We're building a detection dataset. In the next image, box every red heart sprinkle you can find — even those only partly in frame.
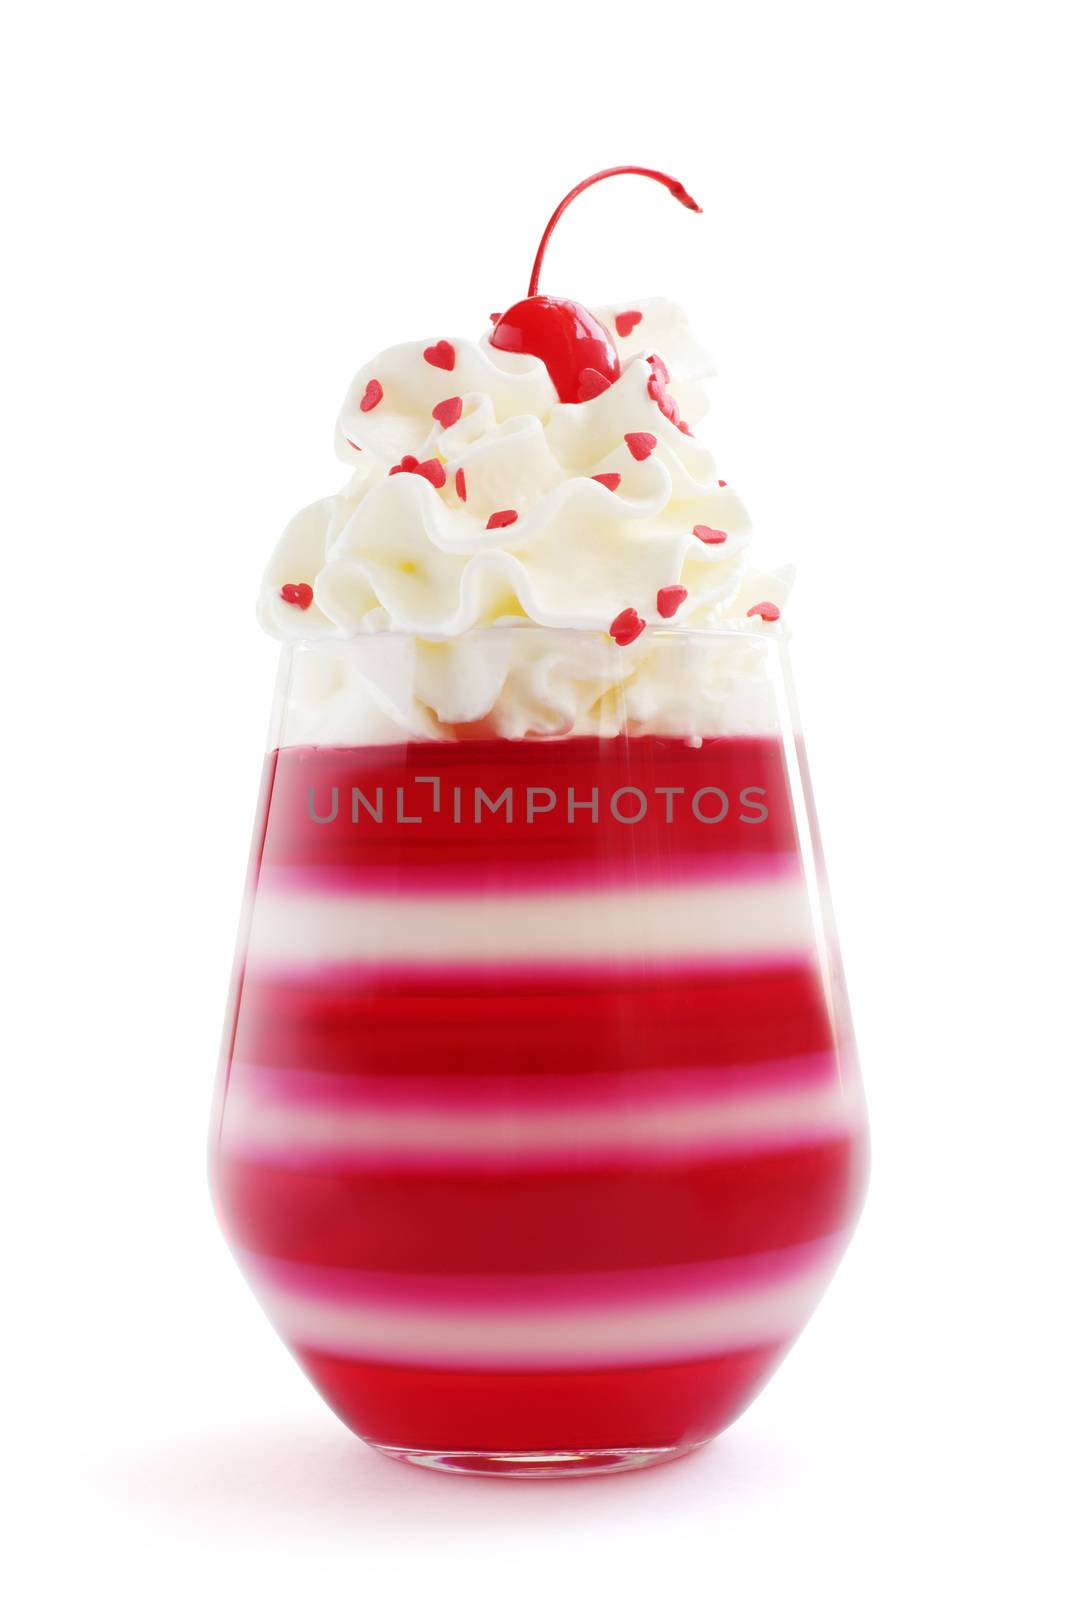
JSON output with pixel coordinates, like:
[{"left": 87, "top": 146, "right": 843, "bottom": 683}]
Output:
[
  {"left": 344, "top": 438, "right": 362, "bottom": 451},
  {"left": 424, "top": 340, "right": 456, "bottom": 371},
  {"left": 647, "top": 370, "right": 681, "bottom": 426},
  {"left": 360, "top": 379, "right": 383, "bottom": 412},
  {"left": 657, "top": 585, "right": 688, "bottom": 618},
  {"left": 693, "top": 525, "right": 728, "bottom": 544},
  {"left": 417, "top": 458, "right": 446, "bottom": 488},
  {"left": 432, "top": 396, "right": 463, "bottom": 428},
  {"left": 648, "top": 353, "right": 671, "bottom": 386},
  {"left": 625, "top": 432, "right": 657, "bottom": 461},
  {"left": 390, "top": 455, "right": 445, "bottom": 488},
  {"left": 486, "top": 509, "right": 518, "bottom": 530},
  {"left": 747, "top": 601, "right": 781, "bottom": 622},
  {"left": 615, "top": 310, "right": 643, "bottom": 338},
  {"left": 455, "top": 468, "right": 467, "bottom": 502},
  {"left": 609, "top": 608, "right": 646, "bottom": 646},
  {"left": 718, "top": 479, "right": 727, "bottom": 487},
  {"left": 280, "top": 582, "right": 314, "bottom": 610},
  {"left": 577, "top": 367, "right": 613, "bottom": 401},
  {"left": 591, "top": 472, "right": 621, "bottom": 491}
]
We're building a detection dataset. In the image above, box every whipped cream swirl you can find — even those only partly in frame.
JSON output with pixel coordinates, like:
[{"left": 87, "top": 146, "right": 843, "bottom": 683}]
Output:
[{"left": 259, "top": 299, "right": 790, "bottom": 740}]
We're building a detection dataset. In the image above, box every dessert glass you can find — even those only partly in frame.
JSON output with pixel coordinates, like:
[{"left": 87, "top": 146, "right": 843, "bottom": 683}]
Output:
[{"left": 210, "top": 625, "right": 867, "bottom": 1477}]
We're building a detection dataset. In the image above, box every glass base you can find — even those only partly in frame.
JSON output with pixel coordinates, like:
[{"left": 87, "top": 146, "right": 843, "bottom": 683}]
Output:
[{"left": 372, "top": 1442, "right": 705, "bottom": 1478}]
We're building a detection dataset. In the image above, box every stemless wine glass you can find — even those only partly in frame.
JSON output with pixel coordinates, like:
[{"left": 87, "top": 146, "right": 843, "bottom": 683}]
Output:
[{"left": 210, "top": 626, "right": 867, "bottom": 1478}]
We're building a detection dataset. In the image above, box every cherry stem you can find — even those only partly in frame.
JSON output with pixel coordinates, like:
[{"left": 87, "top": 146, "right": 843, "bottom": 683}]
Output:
[{"left": 527, "top": 167, "right": 702, "bottom": 298}]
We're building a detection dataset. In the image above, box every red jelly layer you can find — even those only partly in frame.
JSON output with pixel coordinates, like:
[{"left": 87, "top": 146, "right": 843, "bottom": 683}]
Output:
[
  {"left": 296, "top": 1344, "right": 789, "bottom": 1454},
  {"left": 256, "top": 735, "right": 803, "bottom": 872},
  {"left": 214, "top": 1137, "right": 864, "bottom": 1274},
  {"left": 232, "top": 963, "right": 835, "bottom": 1078}
]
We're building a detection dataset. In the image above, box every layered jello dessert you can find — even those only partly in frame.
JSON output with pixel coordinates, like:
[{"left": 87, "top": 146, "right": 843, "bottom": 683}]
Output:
[{"left": 210, "top": 168, "right": 867, "bottom": 1477}]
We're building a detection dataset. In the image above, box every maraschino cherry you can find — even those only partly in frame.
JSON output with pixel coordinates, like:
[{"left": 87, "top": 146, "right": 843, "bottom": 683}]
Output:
[{"left": 490, "top": 166, "right": 701, "bottom": 404}]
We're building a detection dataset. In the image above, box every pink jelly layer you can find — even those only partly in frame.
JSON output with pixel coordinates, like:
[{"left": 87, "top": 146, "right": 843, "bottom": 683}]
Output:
[
  {"left": 212, "top": 734, "right": 864, "bottom": 1455},
  {"left": 219, "top": 1053, "right": 860, "bottom": 1171},
  {"left": 239, "top": 1235, "right": 844, "bottom": 1371}
]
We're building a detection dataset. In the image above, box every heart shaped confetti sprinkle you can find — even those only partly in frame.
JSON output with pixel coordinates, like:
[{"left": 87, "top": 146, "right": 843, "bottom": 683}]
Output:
[
  {"left": 432, "top": 396, "right": 463, "bottom": 428},
  {"left": 625, "top": 431, "right": 657, "bottom": 461},
  {"left": 417, "top": 459, "right": 446, "bottom": 488},
  {"left": 389, "top": 455, "right": 446, "bottom": 488},
  {"left": 591, "top": 472, "right": 621, "bottom": 491},
  {"left": 615, "top": 310, "right": 643, "bottom": 338},
  {"left": 280, "top": 582, "right": 314, "bottom": 610},
  {"left": 609, "top": 607, "right": 646, "bottom": 646},
  {"left": 747, "top": 601, "right": 781, "bottom": 622},
  {"left": 647, "top": 370, "right": 682, "bottom": 427},
  {"left": 692, "top": 525, "right": 728, "bottom": 544},
  {"left": 486, "top": 509, "right": 518, "bottom": 530},
  {"left": 656, "top": 585, "right": 688, "bottom": 618},
  {"left": 423, "top": 340, "right": 456, "bottom": 371},
  {"left": 360, "top": 379, "right": 383, "bottom": 412},
  {"left": 455, "top": 468, "right": 467, "bottom": 502},
  {"left": 647, "top": 353, "right": 671, "bottom": 386},
  {"left": 577, "top": 367, "right": 613, "bottom": 401}
]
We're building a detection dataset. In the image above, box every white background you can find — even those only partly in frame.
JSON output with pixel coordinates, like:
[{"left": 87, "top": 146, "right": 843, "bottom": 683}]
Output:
[{"left": 3, "top": 1, "right": 1065, "bottom": 1595}]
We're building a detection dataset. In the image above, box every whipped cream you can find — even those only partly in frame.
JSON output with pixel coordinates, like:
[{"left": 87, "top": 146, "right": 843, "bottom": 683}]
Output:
[{"left": 259, "top": 298, "right": 791, "bottom": 741}]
